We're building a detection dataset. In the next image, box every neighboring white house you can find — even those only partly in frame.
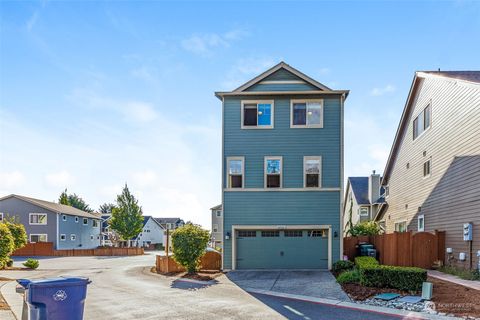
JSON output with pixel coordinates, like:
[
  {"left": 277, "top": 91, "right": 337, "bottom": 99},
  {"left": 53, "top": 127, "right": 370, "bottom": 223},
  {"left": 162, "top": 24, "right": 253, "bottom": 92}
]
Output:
[
  {"left": 135, "top": 216, "right": 166, "bottom": 248},
  {"left": 210, "top": 204, "right": 223, "bottom": 249}
]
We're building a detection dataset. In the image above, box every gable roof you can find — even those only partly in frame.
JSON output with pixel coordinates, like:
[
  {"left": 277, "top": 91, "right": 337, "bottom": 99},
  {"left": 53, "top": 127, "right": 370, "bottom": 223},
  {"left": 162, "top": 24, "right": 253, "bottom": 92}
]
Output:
[
  {"left": 153, "top": 217, "right": 183, "bottom": 225},
  {"left": 348, "top": 177, "right": 370, "bottom": 205},
  {"left": 0, "top": 194, "right": 99, "bottom": 219},
  {"left": 215, "top": 61, "right": 349, "bottom": 99},
  {"left": 210, "top": 204, "right": 222, "bottom": 210},
  {"left": 381, "top": 71, "right": 480, "bottom": 185}
]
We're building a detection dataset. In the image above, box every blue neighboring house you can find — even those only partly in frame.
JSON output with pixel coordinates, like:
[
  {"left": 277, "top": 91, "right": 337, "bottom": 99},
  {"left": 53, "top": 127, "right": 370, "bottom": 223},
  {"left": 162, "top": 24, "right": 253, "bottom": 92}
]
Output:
[
  {"left": 0, "top": 194, "right": 101, "bottom": 250},
  {"left": 215, "top": 62, "right": 349, "bottom": 270}
]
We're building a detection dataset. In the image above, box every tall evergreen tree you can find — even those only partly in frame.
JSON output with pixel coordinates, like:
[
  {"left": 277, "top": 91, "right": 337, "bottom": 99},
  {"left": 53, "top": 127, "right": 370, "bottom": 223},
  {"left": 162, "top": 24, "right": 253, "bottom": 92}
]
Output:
[
  {"left": 109, "top": 184, "right": 143, "bottom": 246},
  {"left": 59, "top": 189, "right": 69, "bottom": 205},
  {"left": 58, "top": 189, "right": 93, "bottom": 212},
  {"left": 99, "top": 203, "right": 116, "bottom": 214}
]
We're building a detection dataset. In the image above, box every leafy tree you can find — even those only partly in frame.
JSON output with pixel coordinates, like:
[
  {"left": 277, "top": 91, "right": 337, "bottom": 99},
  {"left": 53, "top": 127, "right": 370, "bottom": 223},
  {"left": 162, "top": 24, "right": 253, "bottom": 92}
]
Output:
[
  {"left": 0, "top": 223, "right": 15, "bottom": 269},
  {"left": 99, "top": 203, "right": 116, "bottom": 214},
  {"left": 349, "top": 221, "right": 381, "bottom": 237},
  {"left": 171, "top": 224, "right": 210, "bottom": 274},
  {"left": 4, "top": 217, "right": 27, "bottom": 250},
  {"left": 58, "top": 189, "right": 93, "bottom": 212},
  {"left": 109, "top": 184, "right": 143, "bottom": 246}
]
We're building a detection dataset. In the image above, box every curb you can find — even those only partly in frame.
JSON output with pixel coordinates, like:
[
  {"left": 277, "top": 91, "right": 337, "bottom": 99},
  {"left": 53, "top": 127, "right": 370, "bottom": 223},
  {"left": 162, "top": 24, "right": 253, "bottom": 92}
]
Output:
[
  {"left": 174, "top": 278, "right": 217, "bottom": 285},
  {"left": 0, "top": 281, "right": 20, "bottom": 320},
  {"left": 244, "top": 288, "right": 461, "bottom": 320}
]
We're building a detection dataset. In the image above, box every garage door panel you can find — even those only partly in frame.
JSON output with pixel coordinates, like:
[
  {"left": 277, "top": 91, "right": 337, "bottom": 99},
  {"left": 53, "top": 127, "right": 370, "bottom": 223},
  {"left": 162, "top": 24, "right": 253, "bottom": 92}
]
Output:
[{"left": 236, "top": 229, "right": 328, "bottom": 269}]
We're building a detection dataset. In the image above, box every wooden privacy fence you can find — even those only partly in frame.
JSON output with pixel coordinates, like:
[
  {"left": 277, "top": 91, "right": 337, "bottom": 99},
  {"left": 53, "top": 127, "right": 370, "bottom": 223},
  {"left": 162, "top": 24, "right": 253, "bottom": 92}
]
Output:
[
  {"left": 343, "top": 231, "right": 445, "bottom": 269},
  {"left": 12, "top": 242, "right": 144, "bottom": 257},
  {"left": 156, "top": 251, "right": 222, "bottom": 273}
]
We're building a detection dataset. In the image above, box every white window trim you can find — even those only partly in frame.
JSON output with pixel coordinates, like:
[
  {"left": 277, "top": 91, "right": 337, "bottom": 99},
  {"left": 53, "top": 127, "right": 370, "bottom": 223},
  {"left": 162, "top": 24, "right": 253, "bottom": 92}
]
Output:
[
  {"left": 226, "top": 156, "right": 245, "bottom": 189},
  {"left": 83, "top": 217, "right": 88, "bottom": 225},
  {"left": 384, "top": 185, "right": 390, "bottom": 198},
  {"left": 303, "top": 156, "right": 322, "bottom": 188},
  {"left": 29, "top": 234, "right": 48, "bottom": 243},
  {"left": 29, "top": 213, "right": 48, "bottom": 225},
  {"left": 60, "top": 234, "right": 66, "bottom": 241},
  {"left": 62, "top": 215, "right": 67, "bottom": 221},
  {"left": 0, "top": 212, "right": 3, "bottom": 222},
  {"left": 240, "top": 100, "right": 274, "bottom": 129},
  {"left": 93, "top": 220, "right": 99, "bottom": 227},
  {"left": 75, "top": 216, "right": 79, "bottom": 223},
  {"left": 418, "top": 214, "right": 425, "bottom": 232},
  {"left": 413, "top": 102, "right": 432, "bottom": 141},
  {"left": 70, "top": 234, "right": 76, "bottom": 241},
  {"left": 264, "top": 156, "right": 283, "bottom": 188},
  {"left": 90, "top": 235, "right": 94, "bottom": 241},
  {"left": 290, "top": 99, "right": 324, "bottom": 128},
  {"left": 395, "top": 221, "right": 407, "bottom": 232},
  {"left": 359, "top": 207, "right": 369, "bottom": 217}
]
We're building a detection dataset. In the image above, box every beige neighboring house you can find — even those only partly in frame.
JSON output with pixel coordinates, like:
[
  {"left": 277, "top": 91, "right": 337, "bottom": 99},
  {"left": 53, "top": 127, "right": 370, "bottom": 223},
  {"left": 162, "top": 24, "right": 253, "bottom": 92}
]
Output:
[
  {"left": 375, "top": 71, "right": 480, "bottom": 268},
  {"left": 210, "top": 204, "right": 222, "bottom": 249},
  {"left": 343, "top": 171, "right": 385, "bottom": 236}
]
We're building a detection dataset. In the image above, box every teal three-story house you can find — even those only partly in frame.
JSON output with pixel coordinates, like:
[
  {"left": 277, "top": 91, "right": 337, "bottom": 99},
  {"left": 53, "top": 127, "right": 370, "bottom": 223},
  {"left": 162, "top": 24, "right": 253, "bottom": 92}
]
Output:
[{"left": 215, "top": 62, "right": 348, "bottom": 270}]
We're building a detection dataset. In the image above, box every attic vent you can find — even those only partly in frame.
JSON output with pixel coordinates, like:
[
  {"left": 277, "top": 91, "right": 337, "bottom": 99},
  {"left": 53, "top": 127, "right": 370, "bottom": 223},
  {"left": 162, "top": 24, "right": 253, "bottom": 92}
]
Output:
[{"left": 423, "top": 151, "right": 427, "bottom": 157}]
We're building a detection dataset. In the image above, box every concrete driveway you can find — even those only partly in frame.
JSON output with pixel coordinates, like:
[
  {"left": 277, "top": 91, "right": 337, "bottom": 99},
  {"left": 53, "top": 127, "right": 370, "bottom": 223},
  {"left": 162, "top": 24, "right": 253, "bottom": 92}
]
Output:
[{"left": 227, "top": 270, "right": 350, "bottom": 301}]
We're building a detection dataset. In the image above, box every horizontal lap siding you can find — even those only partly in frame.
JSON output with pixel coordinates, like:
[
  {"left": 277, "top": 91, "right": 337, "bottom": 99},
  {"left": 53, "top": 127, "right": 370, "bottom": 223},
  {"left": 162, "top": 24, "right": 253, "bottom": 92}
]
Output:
[
  {"left": 384, "top": 76, "right": 480, "bottom": 267},
  {"left": 223, "top": 191, "right": 341, "bottom": 269},
  {"left": 224, "top": 96, "right": 341, "bottom": 188}
]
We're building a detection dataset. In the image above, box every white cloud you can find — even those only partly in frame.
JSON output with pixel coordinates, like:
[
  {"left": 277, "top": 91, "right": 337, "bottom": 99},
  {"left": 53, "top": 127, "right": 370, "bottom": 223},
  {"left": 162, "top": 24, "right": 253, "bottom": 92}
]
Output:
[
  {"left": 26, "top": 11, "right": 39, "bottom": 32},
  {"left": 0, "top": 171, "right": 26, "bottom": 188},
  {"left": 45, "top": 170, "right": 75, "bottom": 188},
  {"left": 220, "top": 57, "right": 278, "bottom": 90},
  {"left": 131, "top": 170, "right": 157, "bottom": 188},
  {"left": 181, "top": 28, "right": 248, "bottom": 56},
  {"left": 123, "top": 101, "right": 158, "bottom": 122},
  {"left": 370, "top": 85, "right": 396, "bottom": 96}
]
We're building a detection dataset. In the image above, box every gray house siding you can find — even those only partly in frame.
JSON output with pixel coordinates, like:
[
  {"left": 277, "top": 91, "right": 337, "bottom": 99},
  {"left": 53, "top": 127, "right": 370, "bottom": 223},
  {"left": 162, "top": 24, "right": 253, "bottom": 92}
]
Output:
[
  {"left": 211, "top": 208, "right": 223, "bottom": 249},
  {"left": 381, "top": 73, "right": 480, "bottom": 268},
  {"left": 0, "top": 196, "right": 101, "bottom": 250},
  {"left": 58, "top": 214, "right": 101, "bottom": 249},
  {"left": 0, "top": 197, "right": 57, "bottom": 246}
]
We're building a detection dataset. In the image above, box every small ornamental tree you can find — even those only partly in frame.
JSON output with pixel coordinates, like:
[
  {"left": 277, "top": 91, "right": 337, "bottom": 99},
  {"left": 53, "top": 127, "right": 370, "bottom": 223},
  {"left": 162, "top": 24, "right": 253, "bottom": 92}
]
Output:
[
  {"left": 350, "top": 221, "right": 381, "bottom": 237},
  {"left": 0, "top": 223, "right": 15, "bottom": 269},
  {"left": 109, "top": 184, "right": 144, "bottom": 246},
  {"left": 4, "top": 218, "right": 27, "bottom": 251},
  {"left": 171, "top": 224, "right": 210, "bottom": 274}
]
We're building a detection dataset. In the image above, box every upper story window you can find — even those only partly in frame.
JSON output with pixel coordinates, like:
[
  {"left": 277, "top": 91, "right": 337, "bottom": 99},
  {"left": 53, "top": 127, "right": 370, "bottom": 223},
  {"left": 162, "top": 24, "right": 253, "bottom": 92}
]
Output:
[
  {"left": 29, "top": 213, "right": 47, "bottom": 225},
  {"left": 304, "top": 156, "right": 321, "bottom": 188},
  {"left": 83, "top": 218, "right": 88, "bottom": 225},
  {"left": 241, "top": 100, "right": 274, "bottom": 129},
  {"left": 265, "top": 156, "right": 282, "bottom": 188},
  {"left": 413, "top": 103, "right": 431, "bottom": 140},
  {"left": 62, "top": 215, "right": 67, "bottom": 221},
  {"left": 93, "top": 220, "right": 99, "bottom": 228},
  {"left": 75, "top": 216, "right": 79, "bottom": 223},
  {"left": 291, "top": 99, "right": 323, "bottom": 128},
  {"left": 216, "top": 210, "right": 221, "bottom": 217},
  {"left": 227, "top": 157, "right": 244, "bottom": 188},
  {"left": 359, "top": 207, "right": 369, "bottom": 216},
  {"left": 384, "top": 185, "right": 389, "bottom": 198}
]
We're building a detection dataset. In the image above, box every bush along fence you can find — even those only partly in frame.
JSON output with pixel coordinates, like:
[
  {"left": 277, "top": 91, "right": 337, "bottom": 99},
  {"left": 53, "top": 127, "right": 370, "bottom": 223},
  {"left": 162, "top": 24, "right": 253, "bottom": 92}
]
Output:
[
  {"left": 355, "top": 256, "right": 427, "bottom": 292},
  {"left": 156, "top": 251, "right": 221, "bottom": 273},
  {"left": 344, "top": 230, "right": 445, "bottom": 269},
  {"left": 11, "top": 242, "right": 144, "bottom": 257}
]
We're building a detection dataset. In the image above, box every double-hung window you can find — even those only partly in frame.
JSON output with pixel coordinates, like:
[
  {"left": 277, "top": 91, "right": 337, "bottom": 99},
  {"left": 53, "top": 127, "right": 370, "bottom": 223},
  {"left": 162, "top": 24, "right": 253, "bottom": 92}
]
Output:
[
  {"left": 291, "top": 99, "right": 323, "bottom": 128},
  {"left": 423, "top": 159, "right": 431, "bottom": 177},
  {"left": 241, "top": 100, "right": 274, "bottom": 129},
  {"left": 29, "top": 213, "right": 47, "bottom": 225},
  {"left": 227, "top": 157, "right": 244, "bottom": 188},
  {"left": 93, "top": 220, "right": 99, "bottom": 227},
  {"left": 265, "top": 157, "right": 282, "bottom": 188},
  {"left": 359, "top": 207, "right": 369, "bottom": 217},
  {"left": 30, "top": 234, "right": 47, "bottom": 242},
  {"left": 83, "top": 218, "right": 88, "bottom": 225},
  {"left": 304, "top": 156, "right": 321, "bottom": 188},
  {"left": 413, "top": 103, "right": 431, "bottom": 139}
]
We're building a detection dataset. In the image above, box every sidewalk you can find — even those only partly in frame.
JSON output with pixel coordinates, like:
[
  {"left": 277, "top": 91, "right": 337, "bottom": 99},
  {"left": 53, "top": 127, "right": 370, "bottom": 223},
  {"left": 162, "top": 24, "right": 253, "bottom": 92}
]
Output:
[
  {"left": 428, "top": 270, "right": 480, "bottom": 291},
  {"left": 0, "top": 281, "right": 17, "bottom": 320}
]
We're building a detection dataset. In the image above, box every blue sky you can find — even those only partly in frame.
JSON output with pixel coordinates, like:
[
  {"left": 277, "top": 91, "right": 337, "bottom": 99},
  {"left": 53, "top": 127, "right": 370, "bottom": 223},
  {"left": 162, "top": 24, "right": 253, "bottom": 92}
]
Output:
[{"left": 1, "top": 1, "right": 479, "bottom": 228}]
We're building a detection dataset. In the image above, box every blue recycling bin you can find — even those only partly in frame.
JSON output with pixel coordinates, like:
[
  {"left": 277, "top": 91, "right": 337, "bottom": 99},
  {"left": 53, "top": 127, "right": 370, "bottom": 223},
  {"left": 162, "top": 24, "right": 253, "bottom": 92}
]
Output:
[{"left": 17, "top": 277, "right": 90, "bottom": 320}]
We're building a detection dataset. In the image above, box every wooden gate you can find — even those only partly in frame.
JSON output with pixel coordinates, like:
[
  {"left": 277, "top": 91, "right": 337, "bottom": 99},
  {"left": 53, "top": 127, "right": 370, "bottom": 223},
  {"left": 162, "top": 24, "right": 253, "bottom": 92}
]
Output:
[{"left": 412, "top": 232, "right": 437, "bottom": 269}]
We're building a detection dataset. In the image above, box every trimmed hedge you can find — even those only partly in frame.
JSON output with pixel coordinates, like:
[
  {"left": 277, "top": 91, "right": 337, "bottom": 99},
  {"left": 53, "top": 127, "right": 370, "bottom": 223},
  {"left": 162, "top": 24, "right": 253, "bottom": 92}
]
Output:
[
  {"left": 332, "top": 260, "right": 354, "bottom": 273},
  {"left": 355, "top": 256, "right": 426, "bottom": 291},
  {"left": 336, "top": 269, "right": 361, "bottom": 284},
  {"left": 355, "top": 256, "right": 379, "bottom": 268}
]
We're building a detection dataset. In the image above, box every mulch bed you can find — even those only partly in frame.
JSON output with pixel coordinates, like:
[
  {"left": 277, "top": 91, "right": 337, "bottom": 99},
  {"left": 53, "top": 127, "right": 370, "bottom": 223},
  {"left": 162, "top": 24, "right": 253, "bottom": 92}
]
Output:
[
  {"left": 429, "top": 277, "right": 480, "bottom": 318},
  {"left": 340, "top": 274, "right": 480, "bottom": 318},
  {"left": 151, "top": 267, "right": 223, "bottom": 282}
]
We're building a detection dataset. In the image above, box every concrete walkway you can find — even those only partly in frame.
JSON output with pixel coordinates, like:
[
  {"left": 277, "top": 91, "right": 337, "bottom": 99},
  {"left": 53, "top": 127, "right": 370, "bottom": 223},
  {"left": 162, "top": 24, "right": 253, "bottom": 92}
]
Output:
[
  {"left": 428, "top": 270, "right": 480, "bottom": 290},
  {"left": 0, "top": 281, "right": 17, "bottom": 320}
]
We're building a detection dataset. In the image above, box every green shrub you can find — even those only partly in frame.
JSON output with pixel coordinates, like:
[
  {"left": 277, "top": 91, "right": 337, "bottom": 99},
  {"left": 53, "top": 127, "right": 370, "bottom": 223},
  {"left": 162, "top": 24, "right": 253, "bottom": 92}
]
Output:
[
  {"left": 333, "top": 260, "right": 355, "bottom": 273},
  {"left": 0, "top": 223, "right": 15, "bottom": 263},
  {"left": 360, "top": 265, "right": 427, "bottom": 291},
  {"left": 355, "top": 256, "right": 379, "bottom": 268},
  {"left": 154, "top": 243, "right": 165, "bottom": 250},
  {"left": 23, "top": 258, "right": 39, "bottom": 269},
  {"left": 336, "top": 269, "right": 361, "bottom": 284},
  {"left": 5, "top": 221, "right": 27, "bottom": 251},
  {"left": 439, "top": 265, "right": 480, "bottom": 281},
  {"left": 349, "top": 221, "right": 381, "bottom": 236},
  {"left": 171, "top": 224, "right": 210, "bottom": 273},
  {"left": 6, "top": 258, "right": 13, "bottom": 267}
]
